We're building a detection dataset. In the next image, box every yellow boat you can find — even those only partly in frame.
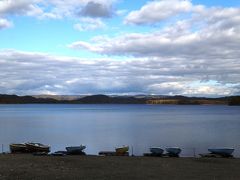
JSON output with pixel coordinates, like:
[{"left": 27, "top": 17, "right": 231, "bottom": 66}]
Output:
[{"left": 115, "top": 146, "right": 129, "bottom": 154}]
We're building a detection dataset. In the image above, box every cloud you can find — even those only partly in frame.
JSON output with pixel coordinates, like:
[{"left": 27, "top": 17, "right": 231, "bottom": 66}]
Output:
[
  {"left": 0, "top": 0, "right": 115, "bottom": 18},
  {"left": 124, "top": 0, "right": 203, "bottom": 25},
  {"left": 66, "top": 5, "right": 240, "bottom": 96},
  {"left": 0, "top": 49, "right": 239, "bottom": 96},
  {"left": 74, "top": 18, "right": 106, "bottom": 31},
  {"left": 38, "top": 0, "right": 116, "bottom": 19},
  {"left": 0, "top": 0, "right": 43, "bottom": 16},
  {"left": 0, "top": 0, "right": 116, "bottom": 29},
  {"left": 79, "top": 1, "right": 113, "bottom": 18},
  {"left": 0, "top": 18, "right": 12, "bottom": 29},
  {"left": 69, "top": 7, "right": 240, "bottom": 60},
  {"left": 0, "top": 1, "right": 239, "bottom": 96}
]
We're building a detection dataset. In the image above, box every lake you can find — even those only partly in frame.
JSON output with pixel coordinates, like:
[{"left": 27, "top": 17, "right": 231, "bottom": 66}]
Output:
[{"left": 0, "top": 104, "right": 240, "bottom": 157}]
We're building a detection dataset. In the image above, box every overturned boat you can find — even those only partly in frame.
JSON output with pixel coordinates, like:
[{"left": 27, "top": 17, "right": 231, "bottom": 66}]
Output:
[
  {"left": 25, "top": 142, "right": 50, "bottom": 153},
  {"left": 208, "top": 148, "right": 234, "bottom": 156},
  {"left": 150, "top": 147, "right": 164, "bottom": 155},
  {"left": 115, "top": 146, "right": 129, "bottom": 155},
  {"left": 166, "top": 147, "right": 181, "bottom": 156},
  {"left": 10, "top": 143, "right": 28, "bottom": 153},
  {"left": 66, "top": 145, "right": 86, "bottom": 154}
]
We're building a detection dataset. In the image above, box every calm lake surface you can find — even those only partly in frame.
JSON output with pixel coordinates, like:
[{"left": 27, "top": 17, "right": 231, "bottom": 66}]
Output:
[{"left": 0, "top": 104, "right": 240, "bottom": 157}]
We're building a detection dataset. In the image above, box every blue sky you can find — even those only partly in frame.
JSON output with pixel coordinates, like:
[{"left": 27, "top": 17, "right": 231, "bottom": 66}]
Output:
[{"left": 0, "top": 0, "right": 240, "bottom": 96}]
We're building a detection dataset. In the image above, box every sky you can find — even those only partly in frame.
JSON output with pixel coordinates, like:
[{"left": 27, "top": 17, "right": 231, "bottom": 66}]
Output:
[{"left": 0, "top": 0, "right": 240, "bottom": 96}]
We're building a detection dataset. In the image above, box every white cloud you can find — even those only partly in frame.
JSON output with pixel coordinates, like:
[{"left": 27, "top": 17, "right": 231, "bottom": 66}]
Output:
[
  {"left": 0, "top": 0, "right": 116, "bottom": 29},
  {"left": 69, "top": 6, "right": 240, "bottom": 60},
  {"left": 0, "top": 18, "right": 12, "bottom": 29},
  {"left": 0, "top": 49, "right": 239, "bottom": 96},
  {"left": 0, "top": 1, "right": 239, "bottom": 96},
  {"left": 0, "top": 0, "right": 43, "bottom": 16},
  {"left": 124, "top": 0, "right": 204, "bottom": 25},
  {"left": 66, "top": 5, "right": 240, "bottom": 96},
  {"left": 74, "top": 18, "right": 105, "bottom": 31},
  {"left": 39, "top": 0, "right": 116, "bottom": 19}
]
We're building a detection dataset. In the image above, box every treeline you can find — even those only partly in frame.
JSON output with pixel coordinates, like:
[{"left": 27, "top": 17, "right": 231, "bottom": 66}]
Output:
[
  {"left": 228, "top": 96, "right": 240, "bottom": 106},
  {"left": 0, "top": 94, "right": 240, "bottom": 105},
  {"left": 146, "top": 96, "right": 228, "bottom": 105}
]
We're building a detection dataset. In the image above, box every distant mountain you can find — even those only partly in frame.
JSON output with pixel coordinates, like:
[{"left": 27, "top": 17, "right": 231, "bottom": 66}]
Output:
[
  {"left": 0, "top": 94, "right": 58, "bottom": 104},
  {"left": 33, "top": 95, "right": 85, "bottom": 101},
  {"left": 0, "top": 94, "right": 239, "bottom": 105},
  {"left": 0, "top": 94, "right": 145, "bottom": 104},
  {"left": 72, "top": 95, "right": 146, "bottom": 104}
]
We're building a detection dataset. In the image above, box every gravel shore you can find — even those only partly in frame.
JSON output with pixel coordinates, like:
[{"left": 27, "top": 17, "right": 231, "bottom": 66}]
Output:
[{"left": 0, "top": 154, "right": 239, "bottom": 180}]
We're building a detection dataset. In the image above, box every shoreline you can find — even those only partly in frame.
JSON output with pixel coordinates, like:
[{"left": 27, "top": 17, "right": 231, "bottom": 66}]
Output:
[
  {"left": 0, "top": 154, "right": 240, "bottom": 179},
  {"left": 1, "top": 94, "right": 239, "bottom": 105}
]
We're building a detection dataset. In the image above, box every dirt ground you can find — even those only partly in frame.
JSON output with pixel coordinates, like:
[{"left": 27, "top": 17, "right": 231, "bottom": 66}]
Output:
[{"left": 0, "top": 154, "right": 240, "bottom": 180}]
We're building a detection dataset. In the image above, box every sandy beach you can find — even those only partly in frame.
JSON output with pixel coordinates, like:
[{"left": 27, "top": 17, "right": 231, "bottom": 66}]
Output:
[{"left": 0, "top": 154, "right": 240, "bottom": 180}]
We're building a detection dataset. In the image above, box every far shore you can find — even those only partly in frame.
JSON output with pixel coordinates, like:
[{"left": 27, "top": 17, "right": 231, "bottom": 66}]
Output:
[
  {"left": 0, "top": 154, "right": 240, "bottom": 180},
  {"left": 1, "top": 94, "right": 240, "bottom": 105}
]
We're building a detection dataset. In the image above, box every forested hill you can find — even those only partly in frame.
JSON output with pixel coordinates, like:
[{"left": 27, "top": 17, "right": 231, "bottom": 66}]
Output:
[{"left": 0, "top": 94, "right": 240, "bottom": 105}]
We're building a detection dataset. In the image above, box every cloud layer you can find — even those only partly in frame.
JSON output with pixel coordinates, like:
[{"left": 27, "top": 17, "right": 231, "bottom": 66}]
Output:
[
  {"left": 70, "top": 6, "right": 240, "bottom": 59},
  {"left": 0, "top": 50, "right": 239, "bottom": 96},
  {"left": 66, "top": 3, "right": 240, "bottom": 96}
]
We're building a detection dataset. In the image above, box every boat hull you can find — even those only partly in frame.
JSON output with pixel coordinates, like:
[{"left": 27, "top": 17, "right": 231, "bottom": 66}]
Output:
[
  {"left": 208, "top": 148, "right": 234, "bottom": 156},
  {"left": 66, "top": 145, "right": 86, "bottom": 154},
  {"left": 150, "top": 147, "right": 164, "bottom": 155},
  {"left": 115, "top": 146, "right": 129, "bottom": 154},
  {"left": 166, "top": 147, "right": 181, "bottom": 156},
  {"left": 10, "top": 143, "right": 29, "bottom": 153},
  {"left": 26, "top": 143, "right": 50, "bottom": 153}
]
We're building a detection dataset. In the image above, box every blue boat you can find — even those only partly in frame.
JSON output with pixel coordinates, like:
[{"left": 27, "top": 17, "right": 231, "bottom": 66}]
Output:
[
  {"left": 208, "top": 148, "right": 234, "bottom": 156},
  {"left": 66, "top": 145, "right": 86, "bottom": 154},
  {"left": 150, "top": 147, "right": 164, "bottom": 155},
  {"left": 165, "top": 147, "right": 181, "bottom": 156}
]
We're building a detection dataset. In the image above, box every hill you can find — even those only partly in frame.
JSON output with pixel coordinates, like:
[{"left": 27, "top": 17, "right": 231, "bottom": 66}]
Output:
[{"left": 0, "top": 94, "right": 239, "bottom": 105}]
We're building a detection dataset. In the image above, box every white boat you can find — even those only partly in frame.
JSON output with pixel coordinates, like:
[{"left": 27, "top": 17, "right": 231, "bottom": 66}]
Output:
[
  {"left": 166, "top": 147, "right": 181, "bottom": 156},
  {"left": 150, "top": 147, "right": 164, "bottom": 155},
  {"left": 66, "top": 145, "right": 86, "bottom": 153},
  {"left": 208, "top": 148, "right": 234, "bottom": 156}
]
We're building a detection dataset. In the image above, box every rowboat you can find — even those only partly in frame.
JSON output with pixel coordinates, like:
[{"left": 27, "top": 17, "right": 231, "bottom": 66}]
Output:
[
  {"left": 208, "top": 148, "right": 234, "bottom": 156},
  {"left": 166, "top": 147, "right": 181, "bottom": 156},
  {"left": 10, "top": 143, "right": 28, "bottom": 153},
  {"left": 115, "top": 146, "right": 129, "bottom": 154},
  {"left": 150, "top": 147, "right": 164, "bottom": 155},
  {"left": 25, "top": 142, "right": 50, "bottom": 153},
  {"left": 66, "top": 145, "right": 86, "bottom": 154}
]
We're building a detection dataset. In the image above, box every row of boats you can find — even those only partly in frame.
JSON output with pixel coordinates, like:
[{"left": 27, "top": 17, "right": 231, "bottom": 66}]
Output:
[
  {"left": 149, "top": 147, "right": 181, "bottom": 156},
  {"left": 9, "top": 143, "right": 129, "bottom": 156},
  {"left": 9, "top": 143, "right": 235, "bottom": 157},
  {"left": 148, "top": 147, "right": 235, "bottom": 157},
  {"left": 10, "top": 143, "right": 86, "bottom": 155}
]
